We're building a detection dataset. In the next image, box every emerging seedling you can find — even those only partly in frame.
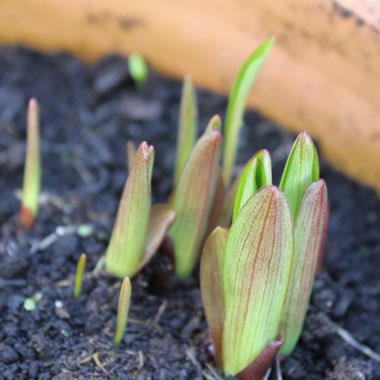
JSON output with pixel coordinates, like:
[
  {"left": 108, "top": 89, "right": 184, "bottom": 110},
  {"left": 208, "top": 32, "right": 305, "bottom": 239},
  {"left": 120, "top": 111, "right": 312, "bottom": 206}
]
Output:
[
  {"left": 73, "top": 253, "right": 86, "bottom": 299},
  {"left": 202, "top": 187, "right": 293, "bottom": 377},
  {"left": 105, "top": 142, "right": 176, "bottom": 278},
  {"left": 174, "top": 76, "right": 198, "bottom": 184},
  {"left": 170, "top": 116, "right": 222, "bottom": 278},
  {"left": 201, "top": 132, "right": 328, "bottom": 378},
  {"left": 114, "top": 277, "right": 131, "bottom": 345},
  {"left": 128, "top": 53, "right": 149, "bottom": 85},
  {"left": 20, "top": 98, "right": 41, "bottom": 229},
  {"left": 223, "top": 37, "right": 274, "bottom": 187}
]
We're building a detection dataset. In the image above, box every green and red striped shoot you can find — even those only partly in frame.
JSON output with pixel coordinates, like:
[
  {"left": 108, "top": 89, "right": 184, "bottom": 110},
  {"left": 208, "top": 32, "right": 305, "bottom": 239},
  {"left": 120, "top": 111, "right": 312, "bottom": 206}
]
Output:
[
  {"left": 114, "top": 276, "right": 132, "bottom": 345},
  {"left": 200, "top": 132, "right": 328, "bottom": 378},
  {"left": 278, "top": 132, "right": 328, "bottom": 355},
  {"left": 20, "top": 98, "right": 41, "bottom": 229},
  {"left": 170, "top": 116, "right": 222, "bottom": 279},
  {"left": 105, "top": 142, "right": 176, "bottom": 279}
]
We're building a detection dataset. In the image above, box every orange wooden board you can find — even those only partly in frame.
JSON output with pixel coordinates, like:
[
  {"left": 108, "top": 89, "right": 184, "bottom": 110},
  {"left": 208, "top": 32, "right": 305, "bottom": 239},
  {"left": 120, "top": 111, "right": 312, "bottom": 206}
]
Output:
[{"left": 1, "top": 0, "right": 380, "bottom": 192}]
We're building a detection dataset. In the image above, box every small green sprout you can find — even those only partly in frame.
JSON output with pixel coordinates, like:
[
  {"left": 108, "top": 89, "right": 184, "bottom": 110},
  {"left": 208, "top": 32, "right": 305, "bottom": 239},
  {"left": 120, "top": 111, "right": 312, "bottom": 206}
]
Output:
[
  {"left": 223, "top": 37, "right": 274, "bottom": 187},
  {"left": 174, "top": 76, "right": 198, "bottom": 184},
  {"left": 24, "top": 292, "right": 43, "bottom": 312},
  {"left": 20, "top": 98, "right": 41, "bottom": 229},
  {"left": 73, "top": 253, "right": 86, "bottom": 299},
  {"left": 170, "top": 116, "right": 222, "bottom": 278},
  {"left": 114, "top": 277, "right": 131, "bottom": 345},
  {"left": 128, "top": 53, "right": 149, "bottom": 85},
  {"left": 105, "top": 142, "right": 175, "bottom": 278},
  {"left": 201, "top": 132, "right": 328, "bottom": 377},
  {"left": 77, "top": 224, "right": 94, "bottom": 238}
]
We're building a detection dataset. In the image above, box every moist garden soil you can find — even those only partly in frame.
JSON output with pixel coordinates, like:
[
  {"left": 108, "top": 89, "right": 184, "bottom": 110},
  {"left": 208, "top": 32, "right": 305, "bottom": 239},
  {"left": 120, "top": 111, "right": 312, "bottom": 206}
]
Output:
[{"left": 0, "top": 46, "right": 379, "bottom": 380}]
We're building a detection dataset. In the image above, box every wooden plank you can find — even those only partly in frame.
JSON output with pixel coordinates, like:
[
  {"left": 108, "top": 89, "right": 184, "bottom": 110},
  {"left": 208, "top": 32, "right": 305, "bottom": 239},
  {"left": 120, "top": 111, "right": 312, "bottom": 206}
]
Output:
[{"left": 1, "top": 0, "right": 380, "bottom": 191}]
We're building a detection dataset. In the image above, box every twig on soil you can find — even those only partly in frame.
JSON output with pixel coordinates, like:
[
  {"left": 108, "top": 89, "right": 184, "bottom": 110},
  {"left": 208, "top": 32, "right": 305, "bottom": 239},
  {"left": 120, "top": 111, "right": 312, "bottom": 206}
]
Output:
[
  {"left": 72, "top": 157, "right": 95, "bottom": 184},
  {"left": 14, "top": 189, "right": 72, "bottom": 213},
  {"left": 93, "top": 352, "right": 108, "bottom": 373},
  {"left": 78, "top": 353, "right": 94, "bottom": 365},
  {"left": 31, "top": 225, "right": 77, "bottom": 253},
  {"left": 276, "top": 356, "right": 283, "bottom": 380},
  {"left": 263, "top": 367, "right": 272, "bottom": 380},
  {"left": 186, "top": 347, "right": 203, "bottom": 373},
  {"left": 153, "top": 300, "right": 167, "bottom": 325},
  {"left": 336, "top": 326, "right": 380, "bottom": 362},
  {"left": 138, "top": 350, "right": 145, "bottom": 370},
  {"left": 203, "top": 364, "right": 223, "bottom": 380},
  {"left": 93, "top": 256, "right": 105, "bottom": 275}
]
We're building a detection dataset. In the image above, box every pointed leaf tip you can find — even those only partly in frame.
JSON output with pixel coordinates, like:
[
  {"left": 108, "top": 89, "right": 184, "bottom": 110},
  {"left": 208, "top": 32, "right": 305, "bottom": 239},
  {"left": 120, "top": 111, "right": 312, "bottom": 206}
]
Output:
[
  {"left": 174, "top": 77, "right": 198, "bottom": 183},
  {"left": 114, "top": 276, "right": 132, "bottom": 345},
  {"left": 205, "top": 115, "right": 221, "bottom": 133},
  {"left": 223, "top": 38, "right": 274, "bottom": 186},
  {"left": 280, "top": 132, "right": 319, "bottom": 219}
]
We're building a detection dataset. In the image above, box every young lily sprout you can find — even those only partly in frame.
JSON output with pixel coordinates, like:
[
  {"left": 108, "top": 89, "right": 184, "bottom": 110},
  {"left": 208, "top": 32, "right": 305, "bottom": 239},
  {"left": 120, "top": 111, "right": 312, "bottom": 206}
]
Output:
[
  {"left": 20, "top": 98, "right": 41, "bottom": 229},
  {"left": 170, "top": 116, "right": 222, "bottom": 278},
  {"left": 202, "top": 187, "right": 293, "bottom": 377},
  {"left": 201, "top": 132, "right": 328, "bottom": 378},
  {"left": 279, "top": 132, "right": 328, "bottom": 356},
  {"left": 73, "top": 253, "right": 86, "bottom": 299},
  {"left": 223, "top": 37, "right": 274, "bottom": 187},
  {"left": 114, "top": 277, "right": 131, "bottom": 345},
  {"left": 105, "top": 142, "right": 176, "bottom": 279},
  {"left": 174, "top": 76, "right": 198, "bottom": 184}
]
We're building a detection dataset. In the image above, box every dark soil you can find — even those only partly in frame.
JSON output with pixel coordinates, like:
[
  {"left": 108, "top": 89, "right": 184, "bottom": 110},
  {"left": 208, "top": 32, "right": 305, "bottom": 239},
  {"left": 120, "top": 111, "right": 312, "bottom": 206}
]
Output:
[{"left": 0, "top": 46, "right": 379, "bottom": 380}]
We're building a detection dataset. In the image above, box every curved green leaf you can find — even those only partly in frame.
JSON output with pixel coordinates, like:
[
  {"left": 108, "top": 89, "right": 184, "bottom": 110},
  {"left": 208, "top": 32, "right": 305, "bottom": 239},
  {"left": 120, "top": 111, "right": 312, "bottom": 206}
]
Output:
[
  {"left": 223, "top": 37, "right": 274, "bottom": 186},
  {"left": 279, "top": 180, "right": 328, "bottom": 355}
]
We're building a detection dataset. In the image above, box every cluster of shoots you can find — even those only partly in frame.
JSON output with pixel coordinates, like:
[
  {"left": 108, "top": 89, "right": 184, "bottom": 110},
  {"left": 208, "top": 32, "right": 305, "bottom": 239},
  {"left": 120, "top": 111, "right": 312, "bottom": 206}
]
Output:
[
  {"left": 19, "top": 37, "right": 329, "bottom": 368},
  {"left": 201, "top": 133, "right": 328, "bottom": 378}
]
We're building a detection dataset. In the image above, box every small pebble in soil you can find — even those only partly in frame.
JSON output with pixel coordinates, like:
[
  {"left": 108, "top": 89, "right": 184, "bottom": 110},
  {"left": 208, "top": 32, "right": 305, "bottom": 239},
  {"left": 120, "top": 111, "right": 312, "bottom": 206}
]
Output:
[{"left": 0, "top": 345, "right": 19, "bottom": 364}]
